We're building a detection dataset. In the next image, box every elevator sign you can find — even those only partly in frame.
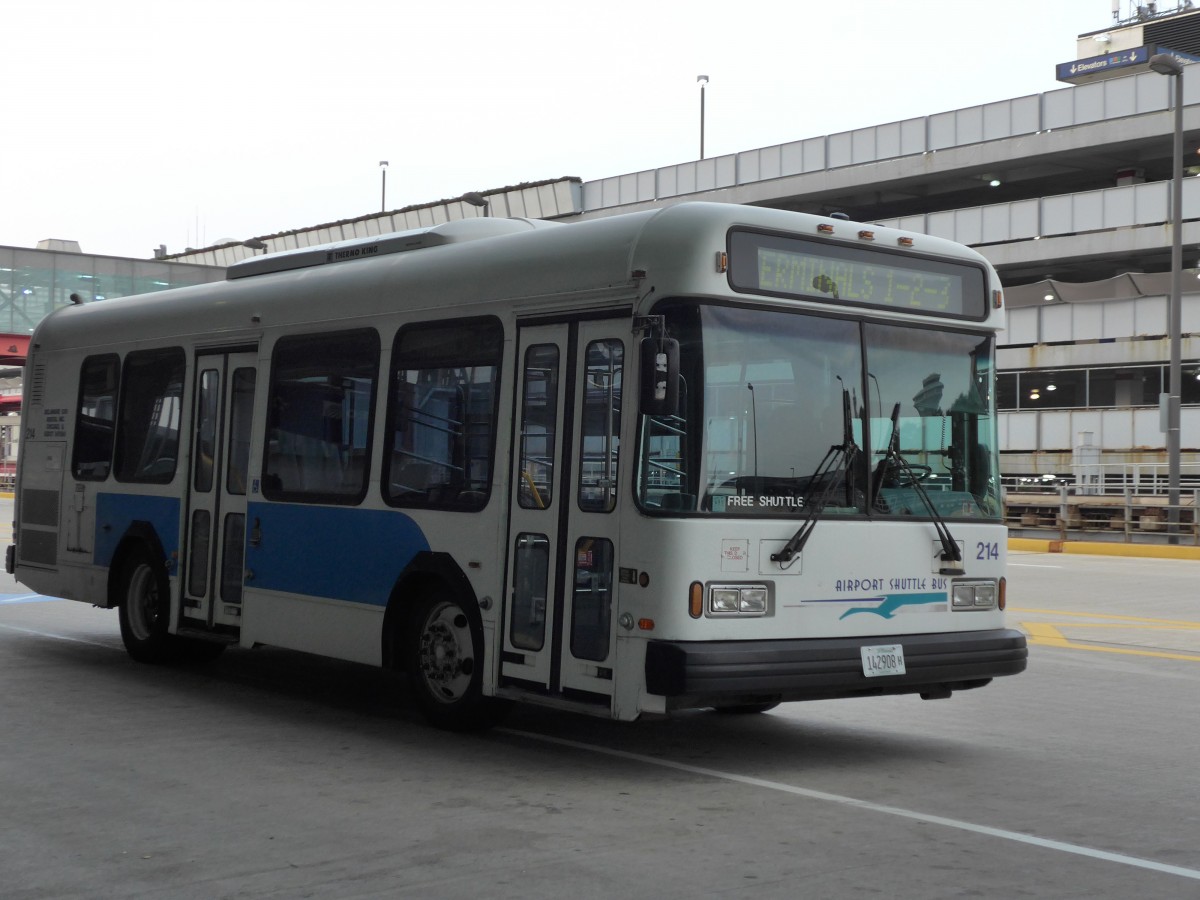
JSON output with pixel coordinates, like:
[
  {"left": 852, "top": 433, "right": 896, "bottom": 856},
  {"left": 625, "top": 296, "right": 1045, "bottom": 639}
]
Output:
[{"left": 1056, "top": 47, "right": 1149, "bottom": 83}]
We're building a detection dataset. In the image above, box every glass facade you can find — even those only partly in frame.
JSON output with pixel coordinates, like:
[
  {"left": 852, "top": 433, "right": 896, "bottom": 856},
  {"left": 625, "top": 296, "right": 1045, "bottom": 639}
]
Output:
[
  {"left": 0, "top": 244, "right": 225, "bottom": 334},
  {"left": 998, "top": 364, "right": 1200, "bottom": 410}
]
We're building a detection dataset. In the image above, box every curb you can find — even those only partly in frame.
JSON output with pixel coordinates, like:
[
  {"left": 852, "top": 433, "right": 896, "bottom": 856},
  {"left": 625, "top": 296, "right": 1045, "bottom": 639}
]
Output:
[{"left": 1009, "top": 537, "right": 1200, "bottom": 560}]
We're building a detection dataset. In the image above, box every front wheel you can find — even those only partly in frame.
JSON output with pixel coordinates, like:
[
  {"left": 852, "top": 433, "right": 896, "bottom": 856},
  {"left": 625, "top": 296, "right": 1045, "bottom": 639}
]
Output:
[{"left": 406, "top": 593, "right": 510, "bottom": 732}]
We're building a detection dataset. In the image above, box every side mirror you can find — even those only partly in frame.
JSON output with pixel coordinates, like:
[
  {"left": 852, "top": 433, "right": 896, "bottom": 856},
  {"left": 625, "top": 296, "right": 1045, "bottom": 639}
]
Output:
[{"left": 639, "top": 336, "right": 679, "bottom": 417}]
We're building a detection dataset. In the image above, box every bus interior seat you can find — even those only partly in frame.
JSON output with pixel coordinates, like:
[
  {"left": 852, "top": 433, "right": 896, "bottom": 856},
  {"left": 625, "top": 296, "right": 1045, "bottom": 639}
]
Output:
[{"left": 390, "top": 458, "right": 431, "bottom": 498}]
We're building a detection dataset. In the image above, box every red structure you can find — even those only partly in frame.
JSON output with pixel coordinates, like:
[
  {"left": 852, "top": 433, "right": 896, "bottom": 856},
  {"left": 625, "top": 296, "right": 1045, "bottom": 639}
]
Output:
[
  {"left": 0, "top": 333, "right": 29, "bottom": 365},
  {"left": 0, "top": 333, "right": 29, "bottom": 415}
]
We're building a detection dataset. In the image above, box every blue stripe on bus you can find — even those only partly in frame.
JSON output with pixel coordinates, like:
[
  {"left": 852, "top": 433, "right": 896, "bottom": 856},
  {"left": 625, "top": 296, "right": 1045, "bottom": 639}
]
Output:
[
  {"left": 94, "top": 493, "right": 182, "bottom": 567},
  {"left": 245, "top": 502, "right": 430, "bottom": 606},
  {"left": 838, "top": 592, "right": 948, "bottom": 620}
]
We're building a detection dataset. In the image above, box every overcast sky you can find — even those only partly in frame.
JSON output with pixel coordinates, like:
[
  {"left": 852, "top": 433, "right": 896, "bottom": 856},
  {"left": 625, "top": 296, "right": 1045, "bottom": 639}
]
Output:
[{"left": 3, "top": 0, "right": 1127, "bottom": 259}]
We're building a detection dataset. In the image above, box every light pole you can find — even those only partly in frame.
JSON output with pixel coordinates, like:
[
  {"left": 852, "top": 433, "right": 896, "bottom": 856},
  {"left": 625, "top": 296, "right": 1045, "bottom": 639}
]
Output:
[
  {"left": 380, "top": 160, "right": 389, "bottom": 212},
  {"left": 462, "top": 191, "right": 490, "bottom": 216},
  {"left": 242, "top": 238, "right": 267, "bottom": 257},
  {"left": 697, "top": 75, "right": 709, "bottom": 160},
  {"left": 1150, "top": 53, "right": 1185, "bottom": 542}
]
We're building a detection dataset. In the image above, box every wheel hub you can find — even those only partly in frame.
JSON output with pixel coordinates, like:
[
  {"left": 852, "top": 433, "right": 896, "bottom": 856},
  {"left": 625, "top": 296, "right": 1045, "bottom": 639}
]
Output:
[{"left": 418, "top": 605, "right": 473, "bottom": 702}]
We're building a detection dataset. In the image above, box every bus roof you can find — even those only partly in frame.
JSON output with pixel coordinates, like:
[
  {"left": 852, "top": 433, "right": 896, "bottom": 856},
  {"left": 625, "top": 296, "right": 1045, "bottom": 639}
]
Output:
[{"left": 31, "top": 203, "right": 999, "bottom": 352}]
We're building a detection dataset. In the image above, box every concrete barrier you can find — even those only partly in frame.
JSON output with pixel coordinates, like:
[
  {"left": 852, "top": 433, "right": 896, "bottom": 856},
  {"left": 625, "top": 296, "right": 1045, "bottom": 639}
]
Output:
[{"left": 1009, "top": 537, "right": 1200, "bottom": 560}]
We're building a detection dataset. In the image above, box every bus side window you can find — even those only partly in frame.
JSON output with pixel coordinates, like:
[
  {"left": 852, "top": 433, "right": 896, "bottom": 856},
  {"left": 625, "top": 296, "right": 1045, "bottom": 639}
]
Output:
[
  {"left": 262, "top": 329, "right": 379, "bottom": 504},
  {"left": 384, "top": 317, "right": 503, "bottom": 511},
  {"left": 71, "top": 354, "right": 120, "bottom": 481},
  {"left": 518, "top": 344, "right": 560, "bottom": 510},
  {"left": 193, "top": 368, "right": 220, "bottom": 493},
  {"left": 226, "top": 368, "right": 256, "bottom": 496},
  {"left": 578, "top": 340, "right": 623, "bottom": 513},
  {"left": 114, "top": 348, "right": 185, "bottom": 484}
]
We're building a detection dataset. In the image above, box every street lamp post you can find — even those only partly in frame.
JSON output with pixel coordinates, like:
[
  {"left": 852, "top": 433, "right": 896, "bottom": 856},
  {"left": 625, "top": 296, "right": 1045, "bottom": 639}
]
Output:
[
  {"left": 380, "top": 160, "right": 389, "bottom": 212},
  {"left": 462, "top": 192, "right": 490, "bottom": 216},
  {"left": 697, "top": 75, "right": 709, "bottom": 160},
  {"left": 1149, "top": 53, "right": 1184, "bottom": 542}
]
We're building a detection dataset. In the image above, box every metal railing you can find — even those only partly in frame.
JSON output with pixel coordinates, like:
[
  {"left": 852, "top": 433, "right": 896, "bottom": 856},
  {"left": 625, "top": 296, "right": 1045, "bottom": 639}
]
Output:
[
  {"left": 1002, "top": 480, "right": 1200, "bottom": 544},
  {"left": 1004, "top": 460, "right": 1200, "bottom": 496}
]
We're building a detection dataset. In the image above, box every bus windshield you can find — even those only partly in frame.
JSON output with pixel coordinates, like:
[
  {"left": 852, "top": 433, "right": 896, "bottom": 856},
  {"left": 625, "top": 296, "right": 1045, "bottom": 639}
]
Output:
[{"left": 637, "top": 302, "right": 1001, "bottom": 520}]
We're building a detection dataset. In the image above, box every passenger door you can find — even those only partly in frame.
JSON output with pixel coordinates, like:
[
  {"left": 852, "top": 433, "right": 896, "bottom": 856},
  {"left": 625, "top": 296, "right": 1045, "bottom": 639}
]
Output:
[
  {"left": 502, "top": 321, "right": 625, "bottom": 707},
  {"left": 181, "top": 350, "right": 257, "bottom": 633}
]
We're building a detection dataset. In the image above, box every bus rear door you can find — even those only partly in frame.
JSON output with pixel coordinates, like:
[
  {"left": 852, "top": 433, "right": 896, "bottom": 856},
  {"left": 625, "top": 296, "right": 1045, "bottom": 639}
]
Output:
[{"left": 180, "top": 349, "right": 257, "bottom": 635}]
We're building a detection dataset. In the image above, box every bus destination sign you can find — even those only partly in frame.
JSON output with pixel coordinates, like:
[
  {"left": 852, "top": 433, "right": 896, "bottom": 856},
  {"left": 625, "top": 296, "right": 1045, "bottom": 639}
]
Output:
[{"left": 728, "top": 229, "right": 987, "bottom": 319}]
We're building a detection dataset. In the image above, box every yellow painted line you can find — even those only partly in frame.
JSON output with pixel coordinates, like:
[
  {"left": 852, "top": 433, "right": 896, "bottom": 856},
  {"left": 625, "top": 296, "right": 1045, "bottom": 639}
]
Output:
[
  {"left": 1024, "top": 622, "right": 1069, "bottom": 646},
  {"left": 1048, "top": 622, "right": 1200, "bottom": 631},
  {"left": 1020, "top": 620, "right": 1200, "bottom": 661},
  {"left": 1011, "top": 607, "right": 1200, "bottom": 628},
  {"left": 1025, "top": 634, "right": 1200, "bottom": 662}
]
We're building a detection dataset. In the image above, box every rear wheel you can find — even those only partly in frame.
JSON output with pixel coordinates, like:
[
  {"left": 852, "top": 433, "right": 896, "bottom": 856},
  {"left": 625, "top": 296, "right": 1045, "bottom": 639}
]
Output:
[
  {"left": 117, "top": 549, "right": 175, "bottom": 664},
  {"left": 116, "top": 546, "right": 225, "bottom": 664},
  {"left": 406, "top": 592, "right": 510, "bottom": 731}
]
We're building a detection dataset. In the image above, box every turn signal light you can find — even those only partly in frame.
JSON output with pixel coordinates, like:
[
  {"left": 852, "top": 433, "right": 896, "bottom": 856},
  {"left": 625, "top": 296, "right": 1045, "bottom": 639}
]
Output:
[{"left": 689, "top": 581, "right": 703, "bottom": 618}]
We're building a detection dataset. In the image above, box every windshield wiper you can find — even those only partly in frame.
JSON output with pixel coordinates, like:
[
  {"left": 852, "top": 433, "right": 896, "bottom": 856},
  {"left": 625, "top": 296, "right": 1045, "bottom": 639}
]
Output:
[
  {"left": 872, "top": 403, "right": 964, "bottom": 573},
  {"left": 770, "top": 388, "right": 859, "bottom": 566}
]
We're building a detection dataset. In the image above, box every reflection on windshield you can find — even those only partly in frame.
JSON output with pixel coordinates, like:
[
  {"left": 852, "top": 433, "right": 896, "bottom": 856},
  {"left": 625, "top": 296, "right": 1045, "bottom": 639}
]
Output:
[
  {"left": 864, "top": 323, "right": 999, "bottom": 519},
  {"left": 637, "top": 303, "right": 1000, "bottom": 520}
]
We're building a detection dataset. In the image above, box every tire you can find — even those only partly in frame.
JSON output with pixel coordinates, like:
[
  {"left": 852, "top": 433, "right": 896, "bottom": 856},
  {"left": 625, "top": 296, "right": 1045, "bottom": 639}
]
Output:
[
  {"left": 714, "top": 702, "right": 781, "bottom": 715},
  {"left": 116, "top": 547, "right": 175, "bottom": 664},
  {"left": 406, "top": 592, "right": 510, "bottom": 732},
  {"left": 116, "top": 546, "right": 226, "bottom": 665}
]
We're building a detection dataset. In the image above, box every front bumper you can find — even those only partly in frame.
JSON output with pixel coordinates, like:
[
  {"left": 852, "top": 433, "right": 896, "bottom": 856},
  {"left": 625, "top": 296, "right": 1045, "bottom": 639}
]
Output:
[{"left": 644, "top": 628, "right": 1027, "bottom": 710}]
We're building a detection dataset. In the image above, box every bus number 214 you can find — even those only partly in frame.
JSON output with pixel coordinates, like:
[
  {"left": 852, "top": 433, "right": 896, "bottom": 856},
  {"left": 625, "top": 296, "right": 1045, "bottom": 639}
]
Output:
[{"left": 976, "top": 541, "right": 1000, "bottom": 561}]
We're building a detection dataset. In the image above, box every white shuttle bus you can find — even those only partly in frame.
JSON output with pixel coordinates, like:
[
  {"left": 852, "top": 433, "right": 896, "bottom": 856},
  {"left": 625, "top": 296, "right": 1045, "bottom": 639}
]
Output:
[{"left": 9, "top": 203, "right": 1026, "bottom": 729}]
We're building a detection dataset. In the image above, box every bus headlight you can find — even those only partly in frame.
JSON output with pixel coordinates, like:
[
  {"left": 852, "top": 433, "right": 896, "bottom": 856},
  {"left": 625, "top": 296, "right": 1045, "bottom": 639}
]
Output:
[
  {"left": 740, "top": 587, "right": 768, "bottom": 613},
  {"left": 708, "top": 584, "right": 771, "bottom": 616},
  {"left": 952, "top": 580, "right": 998, "bottom": 611},
  {"left": 711, "top": 588, "right": 740, "bottom": 612}
]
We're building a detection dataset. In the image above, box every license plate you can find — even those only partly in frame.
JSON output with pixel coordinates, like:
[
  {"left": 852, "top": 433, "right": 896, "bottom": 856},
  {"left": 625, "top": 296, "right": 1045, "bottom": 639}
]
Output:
[{"left": 861, "top": 644, "right": 906, "bottom": 677}]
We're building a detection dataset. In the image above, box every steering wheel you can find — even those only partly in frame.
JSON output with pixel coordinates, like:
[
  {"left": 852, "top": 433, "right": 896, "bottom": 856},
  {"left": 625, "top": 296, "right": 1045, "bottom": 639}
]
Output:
[{"left": 876, "top": 458, "right": 933, "bottom": 488}]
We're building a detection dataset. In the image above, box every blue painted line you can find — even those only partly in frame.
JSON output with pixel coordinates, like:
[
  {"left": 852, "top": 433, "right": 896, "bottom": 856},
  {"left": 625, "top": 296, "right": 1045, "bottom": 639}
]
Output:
[{"left": 0, "top": 594, "right": 64, "bottom": 605}]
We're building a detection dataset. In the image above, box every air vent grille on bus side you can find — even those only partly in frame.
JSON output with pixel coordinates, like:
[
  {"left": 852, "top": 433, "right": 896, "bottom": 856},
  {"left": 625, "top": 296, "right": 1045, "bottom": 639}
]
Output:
[{"left": 26, "top": 364, "right": 46, "bottom": 409}]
